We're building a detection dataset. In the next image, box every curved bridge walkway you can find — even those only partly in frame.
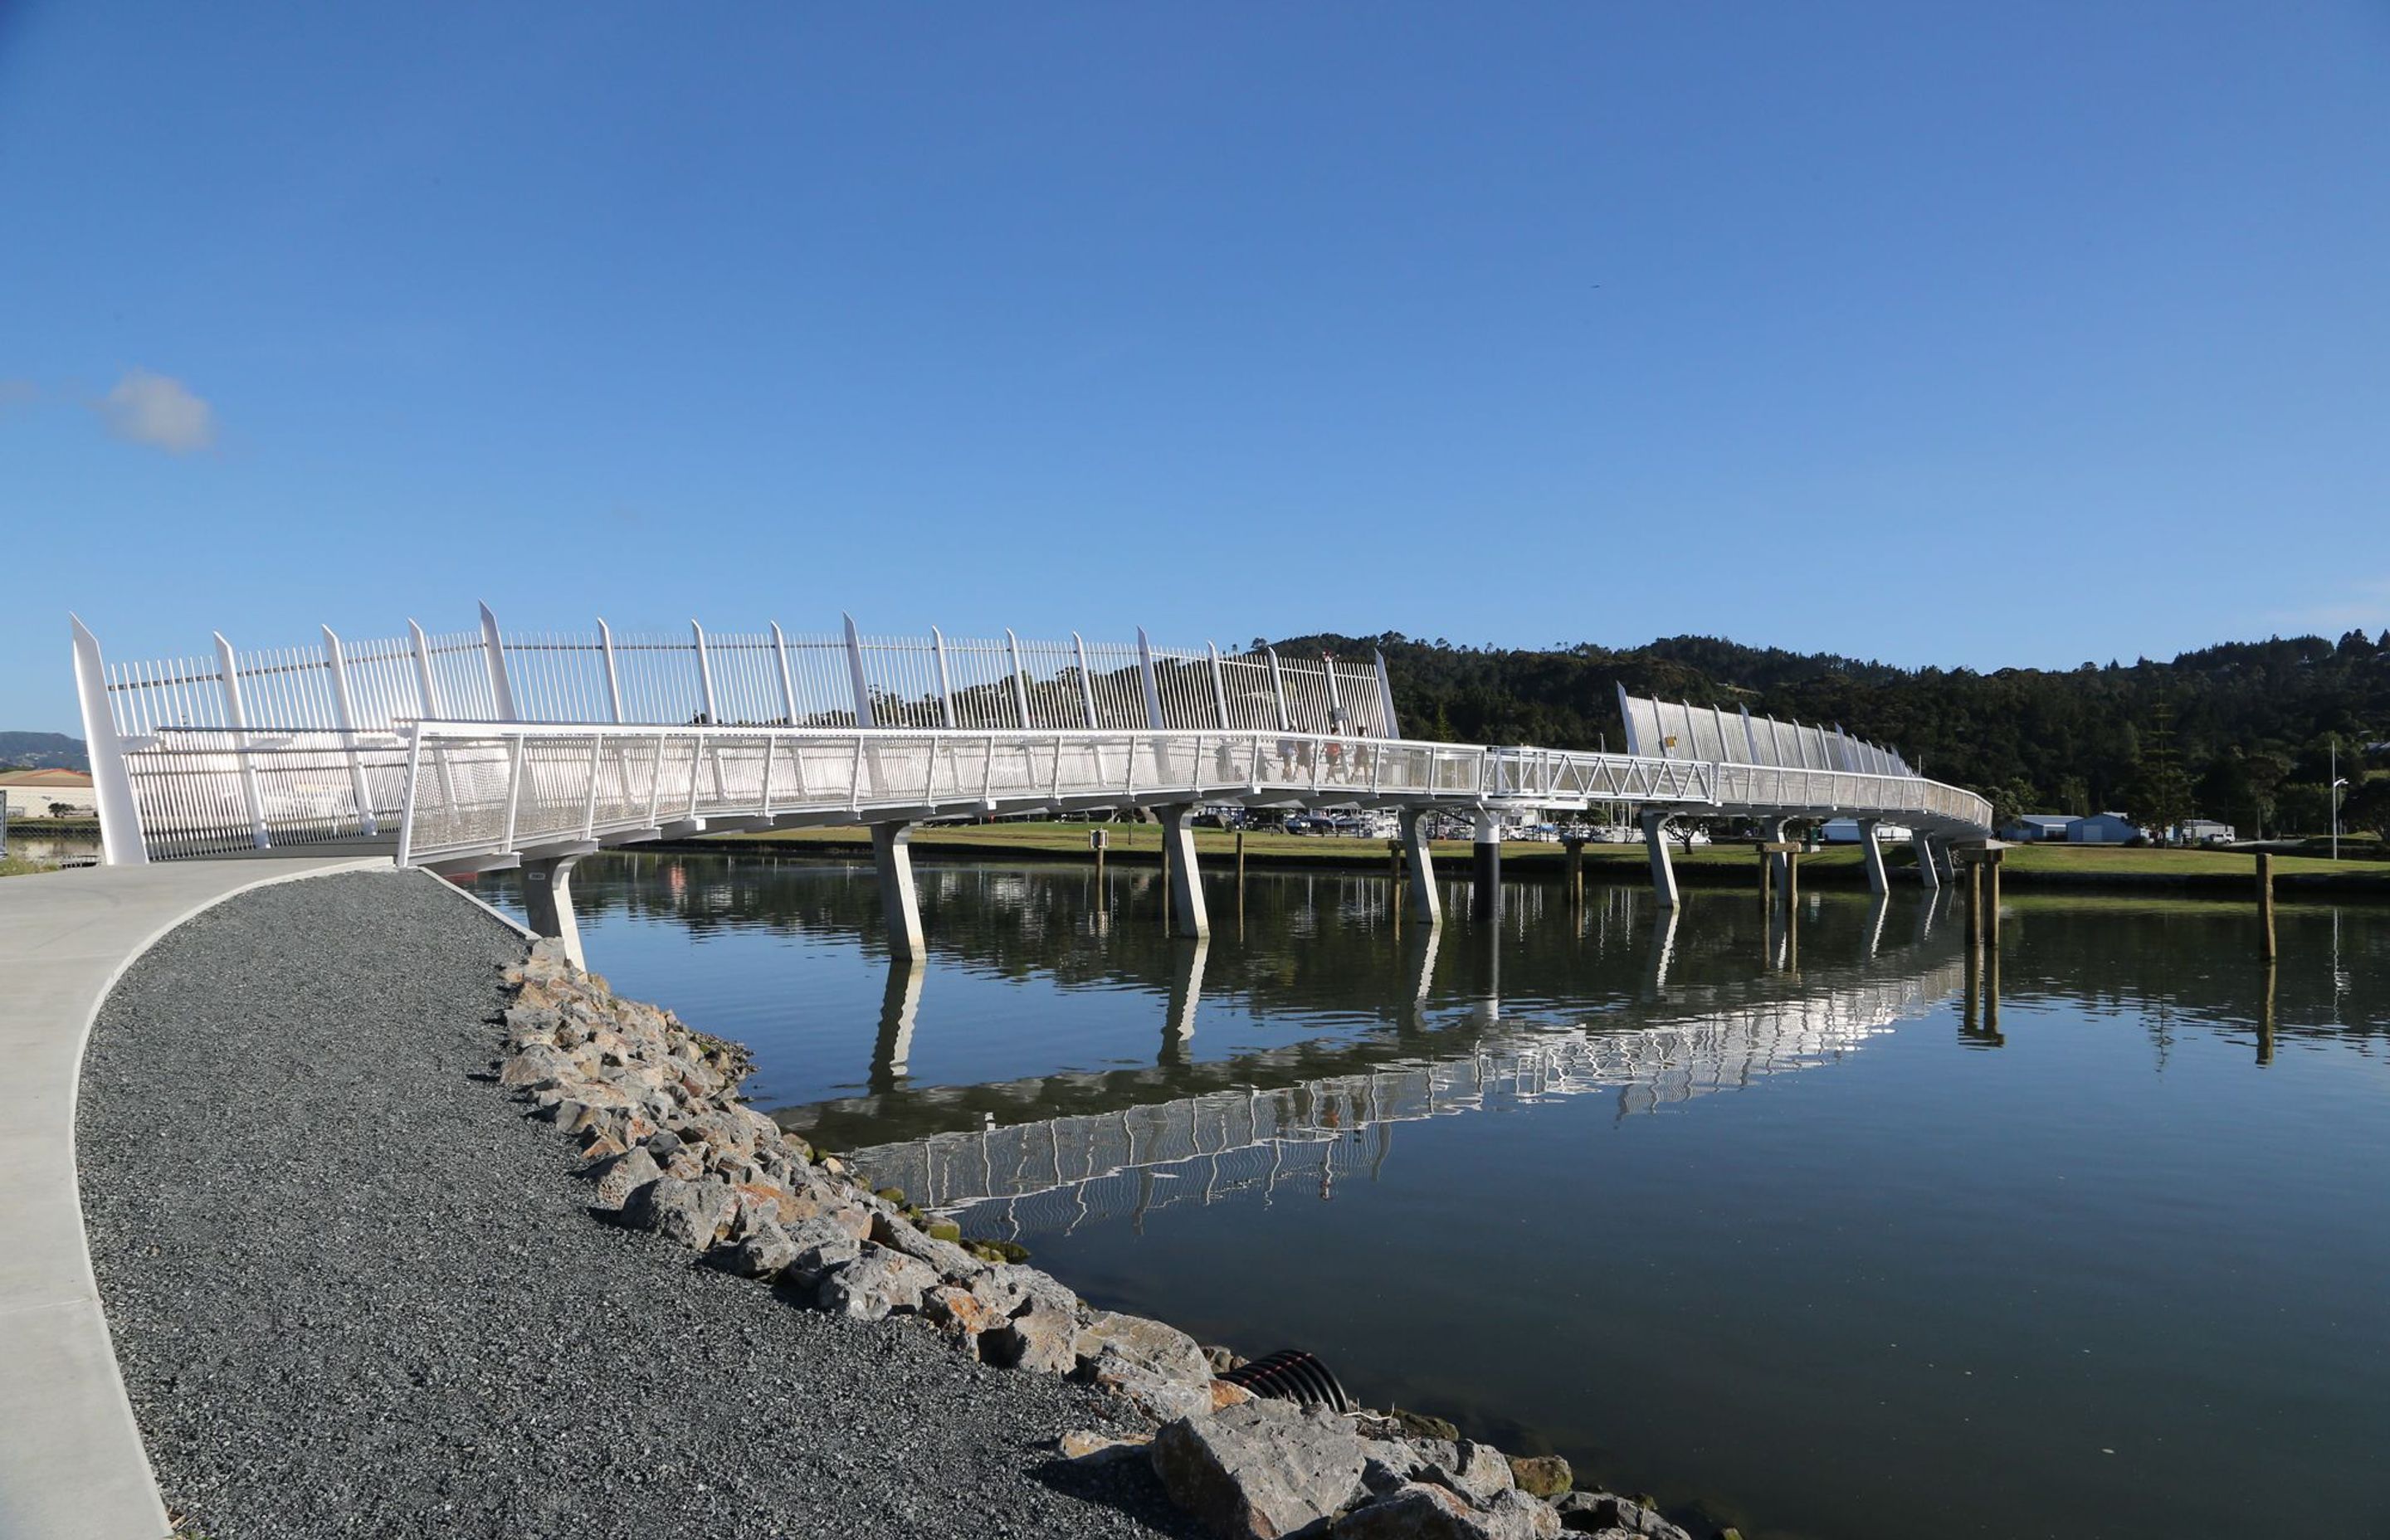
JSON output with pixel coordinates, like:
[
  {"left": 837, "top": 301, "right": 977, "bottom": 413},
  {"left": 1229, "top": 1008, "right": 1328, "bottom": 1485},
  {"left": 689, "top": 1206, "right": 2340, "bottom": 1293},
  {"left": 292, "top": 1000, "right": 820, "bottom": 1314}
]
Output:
[{"left": 73, "top": 609, "right": 1992, "bottom": 960}]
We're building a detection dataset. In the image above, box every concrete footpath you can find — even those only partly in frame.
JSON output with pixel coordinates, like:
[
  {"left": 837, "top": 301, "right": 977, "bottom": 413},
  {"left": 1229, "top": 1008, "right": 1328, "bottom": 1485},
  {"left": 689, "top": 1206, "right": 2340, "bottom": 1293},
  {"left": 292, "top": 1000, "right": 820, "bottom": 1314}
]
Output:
[{"left": 0, "top": 857, "right": 380, "bottom": 1540}]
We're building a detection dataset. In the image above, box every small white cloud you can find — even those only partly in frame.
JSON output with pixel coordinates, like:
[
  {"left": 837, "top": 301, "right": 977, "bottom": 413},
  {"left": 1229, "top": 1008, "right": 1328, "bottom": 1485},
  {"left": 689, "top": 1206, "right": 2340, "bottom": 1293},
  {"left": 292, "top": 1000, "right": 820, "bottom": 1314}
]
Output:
[{"left": 96, "top": 368, "right": 216, "bottom": 453}]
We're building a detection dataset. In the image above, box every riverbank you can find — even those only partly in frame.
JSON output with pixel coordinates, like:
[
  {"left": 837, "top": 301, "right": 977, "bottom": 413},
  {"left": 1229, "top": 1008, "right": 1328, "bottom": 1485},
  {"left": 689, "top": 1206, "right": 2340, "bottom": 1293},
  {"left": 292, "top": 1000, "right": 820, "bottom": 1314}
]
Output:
[
  {"left": 679, "top": 821, "right": 2390, "bottom": 897},
  {"left": 77, "top": 869, "right": 1710, "bottom": 1540},
  {"left": 76, "top": 870, "right": 1184, "bottom": 1539}
]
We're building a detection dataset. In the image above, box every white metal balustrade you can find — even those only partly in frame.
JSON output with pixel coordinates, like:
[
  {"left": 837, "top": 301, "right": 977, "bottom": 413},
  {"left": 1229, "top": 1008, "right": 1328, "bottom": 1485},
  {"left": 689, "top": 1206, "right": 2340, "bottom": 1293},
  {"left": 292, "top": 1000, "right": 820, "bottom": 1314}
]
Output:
[{"left": 70, "top": 609, "right": 1992, "bottom": 868}]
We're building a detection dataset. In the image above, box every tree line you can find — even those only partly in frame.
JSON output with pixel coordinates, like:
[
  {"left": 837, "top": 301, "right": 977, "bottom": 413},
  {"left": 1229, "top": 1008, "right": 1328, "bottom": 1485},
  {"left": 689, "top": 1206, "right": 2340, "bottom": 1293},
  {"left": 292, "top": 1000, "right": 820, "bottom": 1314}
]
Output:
[{"left": 1272, "top": 628, "right": 2390, "bottom": 840}]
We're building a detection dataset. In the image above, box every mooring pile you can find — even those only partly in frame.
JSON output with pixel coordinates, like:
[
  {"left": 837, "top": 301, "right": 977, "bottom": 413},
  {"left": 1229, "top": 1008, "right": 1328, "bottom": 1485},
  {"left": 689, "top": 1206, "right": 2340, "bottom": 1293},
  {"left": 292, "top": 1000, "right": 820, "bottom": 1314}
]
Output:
[{"left": 493, "top": 937, "right": 1711, "bottom": 1540}]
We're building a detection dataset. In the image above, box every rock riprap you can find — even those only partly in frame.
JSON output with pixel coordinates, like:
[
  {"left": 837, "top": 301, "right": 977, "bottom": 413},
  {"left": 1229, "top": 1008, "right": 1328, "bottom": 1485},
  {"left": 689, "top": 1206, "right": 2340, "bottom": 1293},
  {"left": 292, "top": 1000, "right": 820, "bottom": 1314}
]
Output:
[{"left": 496, "top": 937, "right": 1705, "bottom": 1540}]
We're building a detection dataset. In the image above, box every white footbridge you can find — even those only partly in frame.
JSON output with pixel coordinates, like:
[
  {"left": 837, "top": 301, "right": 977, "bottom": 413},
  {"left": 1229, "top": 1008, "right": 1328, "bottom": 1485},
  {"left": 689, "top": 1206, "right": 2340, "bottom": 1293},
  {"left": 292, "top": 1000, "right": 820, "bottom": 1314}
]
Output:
[{"left": 71, "top": 609, "right": 1992, "bottom": 955}]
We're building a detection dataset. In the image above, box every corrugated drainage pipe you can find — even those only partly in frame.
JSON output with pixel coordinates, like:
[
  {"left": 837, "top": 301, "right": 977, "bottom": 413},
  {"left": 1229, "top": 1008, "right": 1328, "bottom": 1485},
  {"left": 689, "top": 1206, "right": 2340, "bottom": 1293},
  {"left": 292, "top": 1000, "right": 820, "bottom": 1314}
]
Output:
[{"left": 1218, "top": 1349, "right": 1353, "bottom": 1413}]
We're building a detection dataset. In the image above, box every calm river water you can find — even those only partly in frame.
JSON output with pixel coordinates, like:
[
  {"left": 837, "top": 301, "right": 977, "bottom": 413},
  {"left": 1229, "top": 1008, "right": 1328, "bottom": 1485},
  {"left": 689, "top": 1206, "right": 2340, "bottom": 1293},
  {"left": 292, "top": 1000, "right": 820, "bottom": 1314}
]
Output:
[{"left": 477, "top": 852, "right": 2389, "bottom": 1540}]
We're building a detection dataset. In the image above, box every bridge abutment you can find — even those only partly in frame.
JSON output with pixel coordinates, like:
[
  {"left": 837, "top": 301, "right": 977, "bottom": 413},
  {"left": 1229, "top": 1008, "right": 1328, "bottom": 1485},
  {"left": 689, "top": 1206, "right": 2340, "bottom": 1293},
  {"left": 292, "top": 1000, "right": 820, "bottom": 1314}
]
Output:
[
  {"left": 1157, "top": 805, "right": 1209, "bottom": 938},
  {"left": 871, "top": 821, "right": 926, "bottom": 959},
  {"left": 1471, "top": 809, "right": 1502, "bottom": 921},
  {"left": 1641, "top": 809, "right": 1679, "bottom": 908},
  {"left": 521, "top": 854, "right": 588, "bottom": 971},
  {"left": 1401, "top": 809, "right": 1441, "bottom": 923}
]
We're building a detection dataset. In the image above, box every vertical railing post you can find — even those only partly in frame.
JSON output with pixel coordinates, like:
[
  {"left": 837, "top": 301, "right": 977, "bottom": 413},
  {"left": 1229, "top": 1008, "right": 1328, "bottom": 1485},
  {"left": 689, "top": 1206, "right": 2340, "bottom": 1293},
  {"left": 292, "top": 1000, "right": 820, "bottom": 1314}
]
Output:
[
  {"left": 70, "top": 615, "right": 149, "bottom": 865},
  {"left": 1007, "top": 628, "right": 1032, "bottom": 729},
  {"left": 214, "top": 631, "right": 271, "bottom": 849},
  {"left": 770, "top": 621, "right": 799, "bottom": 726},
  {"left": 598, "top": 617, "right": 625, "bottom": 724},
  {"left": 1136, "top": 627, "right": 1165, "bottom": 729},
  {"left": 394, "top": 729, "right": 423, "bottom": 867},
  {"left": 1373, "top": 649, "right": 1399, "bottom": 740},
  {"left": 500, "top": 733, "right": 525, "bottom": 852},
  {"left": 479, "top": 602, "right": 517, "bottom": 721},
  {"left": 1266, "top": 646, "right": 1291, "bottom": 732},
  {"left": 1073, "top": 632, "right": 1098, "bottom": 728},
  {"left": 409, "top": 619, "right": 460, "bottom": 816},
  {"left": 323, "top": 626, "right": 379, "bottom": 837},
  {"left": 842, "top": 612, "right": 876, "bottom": 728},
  {"left": 932, "top": 626, "right": 958, "bottom": 729},
  {"left": 1207, "top": 643, "right": 1232, "bottom": 730},
  {"left": 691, "top": 620, "right": 718, "bottom": 724},
  {"left": 408, "top": 620, "right": 441, "bottom": 718}
]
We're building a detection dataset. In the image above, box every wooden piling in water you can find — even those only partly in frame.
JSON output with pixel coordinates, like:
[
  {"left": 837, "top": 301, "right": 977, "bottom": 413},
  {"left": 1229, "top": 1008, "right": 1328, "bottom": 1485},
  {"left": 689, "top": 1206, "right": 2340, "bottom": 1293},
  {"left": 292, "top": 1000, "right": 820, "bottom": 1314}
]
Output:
[{"left": 2256, "top": 852, "right": 2276, "bottom": 959}]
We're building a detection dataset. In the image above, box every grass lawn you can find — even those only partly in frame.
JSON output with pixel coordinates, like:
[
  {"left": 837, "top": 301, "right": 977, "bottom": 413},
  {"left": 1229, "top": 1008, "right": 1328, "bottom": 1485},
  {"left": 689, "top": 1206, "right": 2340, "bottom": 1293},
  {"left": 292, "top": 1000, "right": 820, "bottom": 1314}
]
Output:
[{"left": 699, "top": 821, "right": 2379, "bottom": 875}]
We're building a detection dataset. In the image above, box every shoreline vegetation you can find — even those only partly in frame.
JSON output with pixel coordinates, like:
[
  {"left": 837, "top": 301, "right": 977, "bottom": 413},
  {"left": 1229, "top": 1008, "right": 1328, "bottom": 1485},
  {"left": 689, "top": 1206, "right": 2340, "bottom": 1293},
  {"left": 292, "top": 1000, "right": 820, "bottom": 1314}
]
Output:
[{"left": 674, "top": 821, "right": 2390, "bottom": 897}]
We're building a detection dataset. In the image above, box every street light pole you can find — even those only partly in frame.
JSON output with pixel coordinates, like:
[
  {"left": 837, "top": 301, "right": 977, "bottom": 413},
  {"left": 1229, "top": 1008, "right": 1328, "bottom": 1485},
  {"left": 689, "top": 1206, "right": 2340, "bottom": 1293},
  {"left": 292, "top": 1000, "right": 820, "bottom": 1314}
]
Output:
[{"left": 2329, "top": 738, "right": 2344, "bottom": 862}]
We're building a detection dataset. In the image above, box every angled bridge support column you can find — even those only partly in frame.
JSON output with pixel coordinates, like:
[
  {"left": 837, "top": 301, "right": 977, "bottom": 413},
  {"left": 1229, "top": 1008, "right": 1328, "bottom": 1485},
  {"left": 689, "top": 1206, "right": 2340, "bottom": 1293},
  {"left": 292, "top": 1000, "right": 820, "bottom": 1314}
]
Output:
[
  {"left": 1858, "top": 817, "right": 1890, "bottom": 895},
  {"left": 872, "top": 821, "right": 926, "bottom": 960},
  {"left": 1641, "top": 809, "right": 1680, "bottom": 909},
  {"left": 522, "top": 854, "right": 588, "bottom": 971},
  {"left": 1914, "top": 832, "right": 1942, "bottom": 889},
  {"left": 1158, "top": 804, "right": 1209, "bottom": 938},
  {"left": 1400, "top": 808, "right": 1441, "bottom": 924}
]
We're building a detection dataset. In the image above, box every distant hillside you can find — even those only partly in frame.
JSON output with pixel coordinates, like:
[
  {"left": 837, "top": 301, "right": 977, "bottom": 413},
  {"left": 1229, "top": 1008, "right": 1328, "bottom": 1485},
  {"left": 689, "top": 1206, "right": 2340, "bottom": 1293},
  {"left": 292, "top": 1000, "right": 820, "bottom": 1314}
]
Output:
[
  {"left": 1275, "top": 630, "right": 2390, "bottom": 839},
  {"left": 0, "top": 732, "right": 87, "bottom": 772}
]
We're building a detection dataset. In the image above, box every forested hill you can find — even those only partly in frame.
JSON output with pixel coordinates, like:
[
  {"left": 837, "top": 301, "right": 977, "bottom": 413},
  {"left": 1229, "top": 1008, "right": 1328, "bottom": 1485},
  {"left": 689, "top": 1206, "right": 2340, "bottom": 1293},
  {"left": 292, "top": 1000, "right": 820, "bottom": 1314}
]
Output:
[{"left": 1271, "top": 630, "right": 2390, "bottom": 837}]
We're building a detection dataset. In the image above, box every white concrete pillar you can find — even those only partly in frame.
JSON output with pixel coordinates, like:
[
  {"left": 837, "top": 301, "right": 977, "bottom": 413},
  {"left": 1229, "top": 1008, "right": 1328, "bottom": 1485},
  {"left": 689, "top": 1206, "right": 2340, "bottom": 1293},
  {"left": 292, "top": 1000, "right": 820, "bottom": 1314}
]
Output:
[
  {"left": 1858, "top": 817, "right": 1890, "bottom": 895},
  {"left": 871, "top": 821, "right": 925, "bottom": 959},
  {"left": 1471, "top": 807, "right": 1503, "bottom": 921},
  {"left": 1400, "top": 808, "right": 1441, "bottom": 923},
  {"left": 1915, "top": 832, "right": 1942, "bottom": 889},
  {"left": 1641, "top": 808, "right": 1679, "bottom": 909},
  {"left": 1158, "top": 804, "right": 1210, "bottom": 938},
  {"left": 521, "top": 854, "right": 587, "bottom": 971}
]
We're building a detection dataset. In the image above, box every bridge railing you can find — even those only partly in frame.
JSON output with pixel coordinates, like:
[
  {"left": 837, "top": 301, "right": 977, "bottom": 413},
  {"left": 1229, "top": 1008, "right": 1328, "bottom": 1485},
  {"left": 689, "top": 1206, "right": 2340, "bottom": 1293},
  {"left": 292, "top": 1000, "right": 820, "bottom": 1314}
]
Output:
[{"left": 391, "top": 724, "right": 1697, "bottom": 866}]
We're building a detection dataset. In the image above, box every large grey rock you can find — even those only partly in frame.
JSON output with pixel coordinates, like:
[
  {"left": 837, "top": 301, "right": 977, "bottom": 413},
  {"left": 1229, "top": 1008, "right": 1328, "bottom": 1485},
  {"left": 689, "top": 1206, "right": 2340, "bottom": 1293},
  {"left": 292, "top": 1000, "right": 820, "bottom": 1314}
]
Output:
[
  {"left": 1548, "top": 1494, "right": 1690, "bottom": 1539},
  {"left": 621, "top": 1175, "right": 736, "bottom": 1250},
  {"left": 1419, "top": 1442, "right": 1514, "bottom": 1503},
  {"left": 781, "top": 1215, "right": 865, "bottom": 1287},
  {"left": 1075, "top": 1310, "right": 1212, "bottom": 1388},
  {"left": 588, "top": 1144, "right": 661, "bottom": 1211},
  {"left": 984, "top": 1300, "right": 1078, "bottom": 1374},
  {"left": 1335, "top": 1483, "right": 1560, "bottom": 1540},
  {"left": 973, "top": 1262, "right": 1077, "bottom": 1318},
  {"left": 499, "top": 1042, "right": 573, "bottom": 1088},
  {"left": 1080, "top": 1356, "right": 1217, "bottom": 1425},
  {"left": 871, "top": 1211, "right": 989, "bottom": 1280},
  {"left": 714, "top": 1218, "right": 797, "bottom": 1279},
  {"left": 813, "top": 1245, "right": 938, "bottom": 1321},
  {"left": 1149, "top": 1398, "right": 1368, "bottom": 1540}
]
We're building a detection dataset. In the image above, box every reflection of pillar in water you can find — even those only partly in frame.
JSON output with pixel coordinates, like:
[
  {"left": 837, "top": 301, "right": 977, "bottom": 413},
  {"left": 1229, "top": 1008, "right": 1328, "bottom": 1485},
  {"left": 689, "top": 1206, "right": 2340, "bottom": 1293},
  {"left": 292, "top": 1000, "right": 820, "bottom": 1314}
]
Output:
[
  {"left": 870, "top": 958, "right": 928, "bottom": 1093},
  {"left": 1402, "top": 921, "right": 1442, "bottom": 1036},
  {"left": 1475, "top": 909, "right": 1501, "bottom": 1027},
  {"left": 2258, "top": 961, "right": 2276, "bottom": 1066},
  {"left": 1161, "top": 936, "right": 1209, "bottom": 1062},
  {"left": 1646, "top": 906, "right": 1680, "bottom": 993},
  {"left": 1863, "top": 894, "right": 1890, "bottom": 960},
  {"left": 1962, "top": 942, "right": 1981, "bottom": 1036},
  {"left": 1983, "top": 939, "right": 2001, "bottom": 1039}
]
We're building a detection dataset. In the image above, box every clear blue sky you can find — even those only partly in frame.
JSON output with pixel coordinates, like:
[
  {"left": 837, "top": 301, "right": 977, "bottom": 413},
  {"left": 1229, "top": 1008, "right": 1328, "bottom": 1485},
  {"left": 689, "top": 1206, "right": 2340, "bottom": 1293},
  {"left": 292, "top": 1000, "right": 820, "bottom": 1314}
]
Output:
[{"left": 5, "top": 2, "right": 2387, "bottom": 733}]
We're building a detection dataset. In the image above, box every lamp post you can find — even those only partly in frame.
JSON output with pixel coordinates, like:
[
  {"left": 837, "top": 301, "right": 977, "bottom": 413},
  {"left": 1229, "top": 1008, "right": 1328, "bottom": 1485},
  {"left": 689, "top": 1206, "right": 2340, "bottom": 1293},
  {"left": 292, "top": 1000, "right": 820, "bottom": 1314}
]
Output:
[{"left": 2328, "top": 738, "right": 2346, "bottom": 861}]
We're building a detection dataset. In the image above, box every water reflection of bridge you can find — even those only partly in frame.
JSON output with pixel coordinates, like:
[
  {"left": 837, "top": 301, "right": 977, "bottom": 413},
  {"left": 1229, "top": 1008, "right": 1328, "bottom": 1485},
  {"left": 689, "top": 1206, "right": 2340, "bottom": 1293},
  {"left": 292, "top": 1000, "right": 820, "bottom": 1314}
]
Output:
[{"left": 850, "top": 915, "right": 1966, "bottom": 1236}]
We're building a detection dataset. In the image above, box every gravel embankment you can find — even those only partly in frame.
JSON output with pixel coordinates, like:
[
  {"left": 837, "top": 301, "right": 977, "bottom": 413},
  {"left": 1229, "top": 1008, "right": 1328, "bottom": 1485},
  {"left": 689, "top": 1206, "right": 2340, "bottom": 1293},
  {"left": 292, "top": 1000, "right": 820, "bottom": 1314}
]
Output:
[{"left": 78, "top": 869, "right": 1189, "bottom": 1540}]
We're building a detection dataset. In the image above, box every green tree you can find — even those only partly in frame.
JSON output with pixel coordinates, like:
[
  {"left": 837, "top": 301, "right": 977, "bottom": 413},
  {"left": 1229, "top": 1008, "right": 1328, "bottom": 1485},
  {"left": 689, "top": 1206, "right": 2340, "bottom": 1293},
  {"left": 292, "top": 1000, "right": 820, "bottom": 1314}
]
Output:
[{"left": 2341, "top": 777, "right": 2390, "bottom": 841}]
